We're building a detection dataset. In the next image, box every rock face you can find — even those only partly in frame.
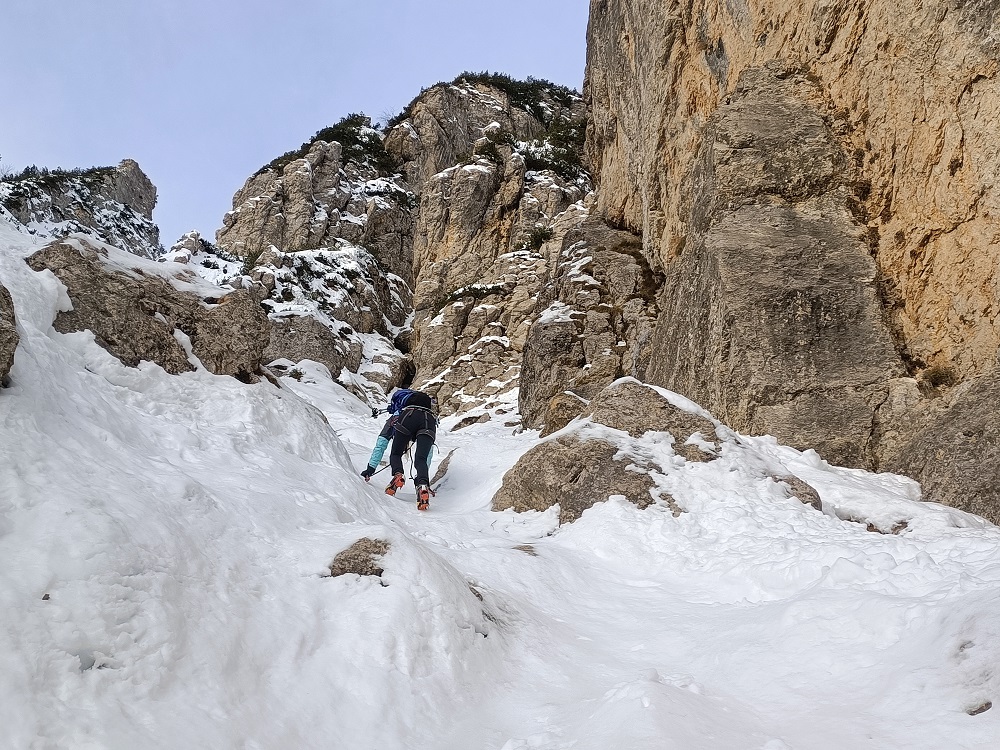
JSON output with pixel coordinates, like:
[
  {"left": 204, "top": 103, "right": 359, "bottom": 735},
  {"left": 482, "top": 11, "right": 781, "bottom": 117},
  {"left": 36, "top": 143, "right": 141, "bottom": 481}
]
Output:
[
  {"left": 26, "top": 239, "right": 268, "bottom": 380},
  {"left": 587, "top": 0, "right": 1000, "bottom": 381},
  {"left": 884, "top": 369, "right": 1000, "bottom": 525},
  {"left": 519, "top": 218, "right": 660, "bottom": 430},
  {"left": 383, "top": 79, "right": 591, "bottom": 415},
  {"left": 217, "top": 134, "right": 414, "bottom": 284},
  {"left": 202, "top": 77, "right": 591, "bottom": 411},
  {"left": 384, "top": 80, "right": 547, "bottom": 190},
  {"left": 0, "top": 283, "right": 18, "bottom": 386},
  {"left": 409, "top": 168, "right": 588, "bottom": 414},
  {"left": 583, "top": 0, "right": 1000, "bottom": 513},
  {"left": 0, "top": 160, "right": 160, "bottom": 257},
  {"left": 493, "top": 379, "right": 716, "bottom": 523},
  {"left": 207, "top": 116, "right": 413, "bottom": 396},
  {"left": 643, "top": 63, "right": 904, "bottom": 467}
]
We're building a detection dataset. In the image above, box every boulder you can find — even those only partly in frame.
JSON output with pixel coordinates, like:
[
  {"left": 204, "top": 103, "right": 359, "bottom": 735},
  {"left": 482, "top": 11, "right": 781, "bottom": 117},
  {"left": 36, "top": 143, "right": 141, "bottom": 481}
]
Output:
[
  {"left": 493, "top": 379, "right": 712, "bottom": 524},
  {"left": 491, "top": 432, "right": 657, "bottom": 525},
  {"left": 328, "top": 538, "right": 390, "bottom": 578},
  {"left": 193, "top": 290, "right": 270, "bottom": 380},
  {"left": 585, "top": 378, "right": 717, "bottom": 442},
  {"left": 26, "top": 239, "right": 268, "bottom": 379},
  {"left": 539, "top": 391, "right": 589, "bottom": 437},
  {"left": 0, "top": 283, "right": 18, "bottom": 386}
]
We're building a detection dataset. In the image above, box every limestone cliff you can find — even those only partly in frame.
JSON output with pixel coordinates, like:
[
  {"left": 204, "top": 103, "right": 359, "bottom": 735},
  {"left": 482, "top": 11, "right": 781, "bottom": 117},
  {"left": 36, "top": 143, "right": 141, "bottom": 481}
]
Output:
[
  {"left": 0, "top": 160, "right": 160, "bottom": 258},
  {"left": 586, "top": 0, "right": 1000, "bottom": 381},
  {"left": 388, "top": 77, "right": 591, "bottom": 415},
  {"left": 583, "top": 0, "right": 1000, "bottom": 516}
]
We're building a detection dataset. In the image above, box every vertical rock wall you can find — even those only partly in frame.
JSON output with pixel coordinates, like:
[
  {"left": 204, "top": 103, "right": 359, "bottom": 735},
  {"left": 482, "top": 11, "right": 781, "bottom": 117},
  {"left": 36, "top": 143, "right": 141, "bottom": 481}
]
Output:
[
  {"left": 587, "top": 0, "right": 1000, "bottom": 381},
  {"left": 644, "top": 63, "right": 904, "bottom": 466},
  {"left": 585, "top": 0, "right": 1000, "bottom": 470}
]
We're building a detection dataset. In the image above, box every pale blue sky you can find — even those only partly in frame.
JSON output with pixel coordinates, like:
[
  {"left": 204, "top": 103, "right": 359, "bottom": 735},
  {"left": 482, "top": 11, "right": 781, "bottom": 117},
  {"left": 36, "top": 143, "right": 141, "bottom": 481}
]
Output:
[{"left": 2, "top": 1, "right": 590, "bottom": 249}]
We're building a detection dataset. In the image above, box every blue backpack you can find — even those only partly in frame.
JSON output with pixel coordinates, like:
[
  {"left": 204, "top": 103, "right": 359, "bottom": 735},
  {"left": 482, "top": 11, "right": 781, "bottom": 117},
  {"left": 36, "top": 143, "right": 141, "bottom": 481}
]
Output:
[{"left": 388, "top": 389, "right": 415, "bottom": 415}]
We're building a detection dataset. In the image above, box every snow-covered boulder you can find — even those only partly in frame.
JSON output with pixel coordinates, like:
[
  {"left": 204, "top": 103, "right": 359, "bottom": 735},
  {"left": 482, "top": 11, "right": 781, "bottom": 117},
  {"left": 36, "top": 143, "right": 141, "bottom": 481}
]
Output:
[
  {"left": 328, "top": 538, "right": 390, "bottom": 579},
  {"left": 492, "top": 378, "right": 719, "bottom": 523},
  {"left": 26, "top": 237, "right": 269, "bottom": 380},
  {"left": 0, "top": 282, "right": 17, "bottom": 386},
  {"left": 492, "top": 429, "right": 660, "bottom": 524}
]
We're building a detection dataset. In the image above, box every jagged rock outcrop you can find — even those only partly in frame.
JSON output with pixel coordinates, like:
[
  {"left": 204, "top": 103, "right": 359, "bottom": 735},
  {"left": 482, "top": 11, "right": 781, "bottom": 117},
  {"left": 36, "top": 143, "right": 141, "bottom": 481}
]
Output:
[
  {"left": 410, "top": 182, "right": 589, "bottom": 414},
  {"left": 519, "top": 218, "right": 661, "bottom": 430},
  {"left": 163, "top": 239, "right": 411, "bottom": 395},
  {"left": 217, "top": 133, "right": 414, "bottom": 283},
  {"left": 379, "top": 79, "right": 591, "bottom": 414},
  {"left": 168, "top": 230, "right": 210, "bottom": 263},
  {"left": 0, "top": 283, "right": 18, "bottom": 386},
  {"left": 0, "top": 160, "right": 160, "bottom": 257},
  {"left": 208, "top": 116, "right": 413, "bottom": 396},
  {"left": 493, "top": 379, "right": 715, "bottom": 523},
  {"left": 384, "top": 81, "right": 547, "bottom": 190},
  {"left": 26, "top": 238, "right": 268, "bottom": 380}
]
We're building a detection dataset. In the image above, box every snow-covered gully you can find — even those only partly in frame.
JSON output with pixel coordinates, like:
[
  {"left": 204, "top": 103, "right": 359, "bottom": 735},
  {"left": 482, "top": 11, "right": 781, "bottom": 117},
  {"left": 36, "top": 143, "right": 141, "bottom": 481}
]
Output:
[{"left": 2, "top": 221, "right": 999, "bottom": 749}]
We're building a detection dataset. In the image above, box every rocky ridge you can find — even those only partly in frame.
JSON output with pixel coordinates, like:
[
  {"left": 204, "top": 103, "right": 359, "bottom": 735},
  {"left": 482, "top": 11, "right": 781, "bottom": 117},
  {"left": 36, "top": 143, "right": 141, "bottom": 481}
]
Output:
[
  {"left": 0, "top": 160, "right": 160, "bottom": 258},
  {"left": 195, "top": 75, "right": 594, "bottom": 413}
]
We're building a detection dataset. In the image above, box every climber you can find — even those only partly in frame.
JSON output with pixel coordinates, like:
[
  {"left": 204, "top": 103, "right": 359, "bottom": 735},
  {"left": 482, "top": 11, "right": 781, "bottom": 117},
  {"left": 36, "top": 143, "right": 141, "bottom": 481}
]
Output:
[{"left": 360, "top": 388, "right": 438, "bottom": 510}]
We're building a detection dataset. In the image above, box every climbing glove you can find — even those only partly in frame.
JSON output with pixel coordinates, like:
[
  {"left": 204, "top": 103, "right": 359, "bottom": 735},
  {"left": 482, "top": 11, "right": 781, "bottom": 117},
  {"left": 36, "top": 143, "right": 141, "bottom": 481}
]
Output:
[{"left": 360, "top": 465, "right": 376, "bottom": 481}]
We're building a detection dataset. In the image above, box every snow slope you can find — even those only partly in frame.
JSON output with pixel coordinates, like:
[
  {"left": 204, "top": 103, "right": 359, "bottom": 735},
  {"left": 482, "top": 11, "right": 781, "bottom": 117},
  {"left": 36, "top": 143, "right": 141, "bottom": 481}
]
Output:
[{"left": 2, "top": 219, "right": 1000, "bottom": 749}]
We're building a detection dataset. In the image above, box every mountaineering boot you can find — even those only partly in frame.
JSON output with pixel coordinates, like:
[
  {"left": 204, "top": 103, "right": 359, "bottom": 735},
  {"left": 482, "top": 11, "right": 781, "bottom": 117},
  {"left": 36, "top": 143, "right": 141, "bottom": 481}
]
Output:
[
  {"left": 385, "top": 473, "right": 405, "bottom": 496},
  {"left": 416, "top": 484, "right": 431, "bottom": 511}
]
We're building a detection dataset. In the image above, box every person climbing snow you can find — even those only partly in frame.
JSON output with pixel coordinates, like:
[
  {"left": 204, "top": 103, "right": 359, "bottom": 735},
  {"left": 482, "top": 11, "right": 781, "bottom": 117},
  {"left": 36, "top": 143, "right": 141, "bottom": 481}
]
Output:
[{"left": 360, "top": 388, "right": 438, "bottom": 510}]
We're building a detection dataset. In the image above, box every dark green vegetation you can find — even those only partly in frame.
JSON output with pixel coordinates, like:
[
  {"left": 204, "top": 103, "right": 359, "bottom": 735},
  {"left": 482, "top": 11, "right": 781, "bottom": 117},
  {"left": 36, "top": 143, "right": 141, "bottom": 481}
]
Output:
[
  {"left": 256, "top": 113, "right": 397, "bottom": 177},
  {"left": 521, "top": 226, "right": 554, "bottom": 251},
  {"left": 386, "top": 71, "right": 580, "bottom": 129},
  {"left": 430, "top": 282, "right": 511, "bottom": 315},
  {"left": 0, "top": 164, "right": 116, "bottom": 186},
  {"left": 521, "top": 116, "right": 587, "bottom": 182}
]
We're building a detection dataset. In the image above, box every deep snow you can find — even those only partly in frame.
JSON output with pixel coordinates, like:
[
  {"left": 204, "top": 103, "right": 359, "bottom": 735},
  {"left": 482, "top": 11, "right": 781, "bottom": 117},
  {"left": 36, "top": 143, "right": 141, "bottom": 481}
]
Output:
[{"left": 2, "top": 221, "right": 1000, "bottom": 749}]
